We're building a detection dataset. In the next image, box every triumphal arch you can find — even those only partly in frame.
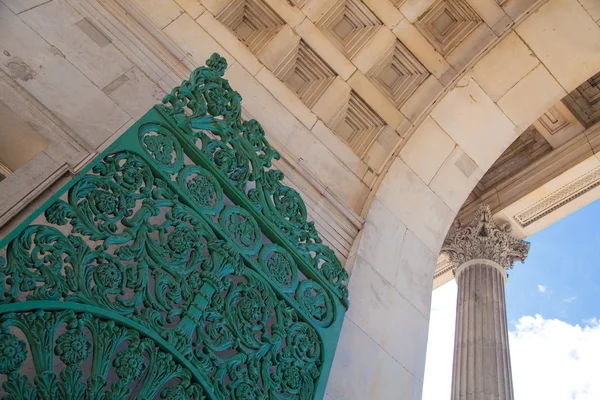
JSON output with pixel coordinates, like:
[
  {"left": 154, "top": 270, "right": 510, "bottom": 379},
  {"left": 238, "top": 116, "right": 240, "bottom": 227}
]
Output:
[{"left": 0, "top": 0, "right": 599, "bottom": 398}]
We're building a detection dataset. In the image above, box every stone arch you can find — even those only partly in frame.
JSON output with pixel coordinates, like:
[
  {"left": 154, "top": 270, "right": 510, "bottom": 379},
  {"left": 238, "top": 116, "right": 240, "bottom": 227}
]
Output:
[
  {"left": 328, "top": 0, "right": 600, "bottom": 397},
  {"left": 0, "top": 0, "right": 599, "bottom": 397}
]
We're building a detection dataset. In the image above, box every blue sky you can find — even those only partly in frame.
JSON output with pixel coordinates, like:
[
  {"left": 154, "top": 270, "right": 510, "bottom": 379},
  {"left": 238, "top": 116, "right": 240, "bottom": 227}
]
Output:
[
  {"left": 506, "top": 199, "right": 600, "bottom": 326},
  {"left": 424, "top": 199, "right": 600, "bottom": 399}
]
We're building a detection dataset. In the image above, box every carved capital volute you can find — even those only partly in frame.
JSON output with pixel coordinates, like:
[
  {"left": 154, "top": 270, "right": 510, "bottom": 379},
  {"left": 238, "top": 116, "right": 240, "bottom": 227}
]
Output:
[{"left": 441, "top": 205, "right": 530, "bottom": 272}]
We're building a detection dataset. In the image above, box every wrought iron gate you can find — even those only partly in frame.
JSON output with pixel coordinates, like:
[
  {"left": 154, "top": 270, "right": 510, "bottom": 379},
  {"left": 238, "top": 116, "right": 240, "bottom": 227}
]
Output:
[{"left": 0, "top": 54, "right": 348, "bottom": 399}]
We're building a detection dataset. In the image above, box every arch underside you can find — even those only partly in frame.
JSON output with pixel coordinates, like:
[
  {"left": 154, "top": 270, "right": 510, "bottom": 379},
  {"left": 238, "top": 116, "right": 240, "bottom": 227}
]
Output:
[{"left": 0, "top": 0, "right": 599, "bottom": 398}]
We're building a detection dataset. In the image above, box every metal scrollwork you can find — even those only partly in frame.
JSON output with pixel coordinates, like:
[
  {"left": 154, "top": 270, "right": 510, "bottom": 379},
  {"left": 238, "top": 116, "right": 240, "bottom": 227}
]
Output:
[
  {"left": 0, "top": 54, "right": 346, "bottom": 399},
  {"left": 0, "top": 310, "right": 205, "bottom": 399},
  {"left": 159, "top": 53, "right": 348, "bottom": 302}
]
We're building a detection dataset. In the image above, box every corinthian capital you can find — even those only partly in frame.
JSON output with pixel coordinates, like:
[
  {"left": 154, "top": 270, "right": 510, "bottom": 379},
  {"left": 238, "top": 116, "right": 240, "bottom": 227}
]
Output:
[{"left": 442, "top": 205, "right": 530, "bottom": 270}]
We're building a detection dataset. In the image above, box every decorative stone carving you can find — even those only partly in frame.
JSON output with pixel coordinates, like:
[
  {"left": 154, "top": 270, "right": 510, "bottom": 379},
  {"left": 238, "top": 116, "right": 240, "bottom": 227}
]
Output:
[
  {"left": 469, "top": 126, "right": 551, "bottom": 200},
  {"left": 316, "top": 0, "right": 382, "bottom": 58},
  {"left": 537, "top": 105, "right": 570, "bottom": 135},
  {"left": 514, "top": 165, "right": 600, "bottom": 227},
  {"left": 273, "top": 40, "right": 337, "bottom": 108},
  {"left": 328, "top": 91, "right": 387, "bottom": 157},
  {"left": 442, "top": 205, "right": 530, "bottom": 270},
  {"left": 563, "top": 72, "right": 600, "bottom": 127},
  {"left": 415, "top": 0, "right": 482, "bottom": 56},
  {"left": 217, "top": 0, "right": 285, "bottom": 54},
  {"left": 367, "top": 39, "right": 430, "bottom": 108}
]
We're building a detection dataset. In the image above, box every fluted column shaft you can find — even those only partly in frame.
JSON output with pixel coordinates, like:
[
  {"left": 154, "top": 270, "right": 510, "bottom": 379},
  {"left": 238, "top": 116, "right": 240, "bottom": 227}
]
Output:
[{"left": 451, "top": 260, "right": 513, "bottom": 400}]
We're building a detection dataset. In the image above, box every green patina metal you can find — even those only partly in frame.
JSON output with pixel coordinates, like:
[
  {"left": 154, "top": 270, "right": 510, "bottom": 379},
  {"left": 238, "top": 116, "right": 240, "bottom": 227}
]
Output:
[{"left": 0, "top": 54, "right": 348, "bottom": 399}]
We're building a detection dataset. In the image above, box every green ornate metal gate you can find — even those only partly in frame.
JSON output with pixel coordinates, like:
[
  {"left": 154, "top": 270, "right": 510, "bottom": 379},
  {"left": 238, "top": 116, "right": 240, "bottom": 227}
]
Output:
[{"left": 0, "top": 54, "right": 348, "bottom": 399}]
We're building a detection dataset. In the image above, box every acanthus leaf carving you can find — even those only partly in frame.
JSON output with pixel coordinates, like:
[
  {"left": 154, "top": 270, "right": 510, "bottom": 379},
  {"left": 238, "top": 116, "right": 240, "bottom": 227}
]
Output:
[{"left": 441, "top": 205, "right": 530, "bottom": 271}]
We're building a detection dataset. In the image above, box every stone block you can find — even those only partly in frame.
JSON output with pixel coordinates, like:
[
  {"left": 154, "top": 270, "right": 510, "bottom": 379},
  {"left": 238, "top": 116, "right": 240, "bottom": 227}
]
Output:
[
  {"left": 396, "top": 117, "right": 414, "bottom": 139},
  {"left": 311, "top": 77, "right": 351, "bottom": 123},
  {"left": 430, "top": 146, "right": 484, "bottom": 213},
  {"left": 257, "top": 25, "right": 300, "bottom": 71},
  {"left": 400, "top": 116, "right": 455, "bottom": 184},
  {"left": 400, "top": 74, "right": 444, "bottom": 122},
  {"left": 491, "top": 15, "right": 513, "bottom": 35},
  {"left": 392, "top": 19, "right": 450, "bottom": 79},
  {"left": 311, "top": 121, "right": 370, "bottom": 179},
  {"left": 103, "top": 67, "right": 165, "bottom": 120},
  {"left": 579, "top": 0, "right": 600, "bottom": 21},
  {"left": 498, "top": 64, "right": 567, "bottom": 131},
  {"left": 465, "top": 0, "right": 508, "bottom": 30},
  {"left": 362, "top": 0, "right": 404, "bottom": 28},
  {"left": 347, "top": 257, "right": 430, "bottom": 380},
  {"left": 352, "top": 26, "right": 397, "bottom": 74},
  {"left": 325, "top": 317, "right": 378, "bottom": 400},
  {"left": 516, "top": 0, "right": 600, "bottom": 92},
  {"left": 444, "top": 23, "right": 496, "bottom": 72},
  {"left": 376, "top": 158, "right": 456, "bottom": 253},
  {"left": 347, "top": 70, "right": 405, "bottom": 129},
  {"left": 377, "top": 294, "right": 429, "bottom": 383},
  {"left": 533, "top": 102, "right": 585, "bottom": 148},
  {"left": 96, "top": 118, "right": 134, "bottom": 153},
  {"left": 131, "top": 0, "right": 184, "bottom": 28},
  {"left": 0, "top": 180, "right": 56, "bottom": 242},
  {"left": 163, "top": 13, "right": 231, "bottom": 67},
  {"left": 357, "top": 198, "right": 407, "bottom": 285},
  {"left": 0, "top": 5, "right": 130, "bottom": 149},
  {"left": 502, "top": 0, "right": 540, "bottom": 20},
  {"left": 364, "top": 126, "right": 402, "bottom": 172},
  {"left": 430, "top": 78, "right": 517, "bottom": 171},
  {"left": 196, "top": 12, "right": 262, "bottom": 75},
  {"left": 200, "top": 0, "right": 230, "bottom": 15},
  {"left": 395, "top": 230, "right": 436, "bottom": 317},
  {"left": 263, "top": 0, "right": 305, "bottom": 27},
  {"left": 302, "top": 0, "right": 336, "bottom": 23},
  {"left": 20, "top": 0, "right": 133, "bottom": 88},
  {"left": 0, "top": 152, "right": 59, "bottom": 218},
  {"left": 471, "top": 32, "right": 539, "bottom": 101},
  {"left": 362, "top": 169, "right": 378, "bottom": 189},
  {"left": 399, "top": 0, "right": 437, "bottom": 22},
  {"left": 370, "top": 347, "right": 423, "bottom": 400},
  {"left": 175, "top": 0, "right": 206, "bottom": 18},
  {"left": 285, "top": 126, "right": 371, "bottom": 213},
  {"left": 1, "top": 0, "right": 47, "bottom": 14},
  {"left": 438, "top": 66, "right": 458, "bottom": 86},
  {"left": 295, "top": 18, "right": 356, "bottom": 80},
  {"left": 255, "top": 67, "right": 318, "bottom": 128},
  {"left": 346, "top": 256, "right": 397, "bottom": 342}
]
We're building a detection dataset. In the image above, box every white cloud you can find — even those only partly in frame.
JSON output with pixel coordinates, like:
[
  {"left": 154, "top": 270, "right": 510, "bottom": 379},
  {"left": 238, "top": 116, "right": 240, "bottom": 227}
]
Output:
[
  {"left": 562, "top": 296, "right": 577, "bottom": 303},
  {"left": 423, "top": 283, "right": 600, "bottom": 400},
  {"left": 538, "top": 284, "right": 547, "bottom": 293},
  {"left": 511, "top": 315, "right": 600, "bottom": 400}
]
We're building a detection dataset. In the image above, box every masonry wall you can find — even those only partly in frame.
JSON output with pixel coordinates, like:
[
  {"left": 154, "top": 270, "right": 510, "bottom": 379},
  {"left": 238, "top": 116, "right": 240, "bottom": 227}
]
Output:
[
  {"left": 1, "top": 0, "right": 600, "bottom": 398},
  {"left": 326, "top": 0, "right": 600, "bottom": 397}
]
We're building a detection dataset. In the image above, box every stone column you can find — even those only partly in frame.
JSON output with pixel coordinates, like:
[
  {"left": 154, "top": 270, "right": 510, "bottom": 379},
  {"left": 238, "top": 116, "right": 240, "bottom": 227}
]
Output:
[{"left": 441, "top": 205, "right": 530, "bottom": 400}]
